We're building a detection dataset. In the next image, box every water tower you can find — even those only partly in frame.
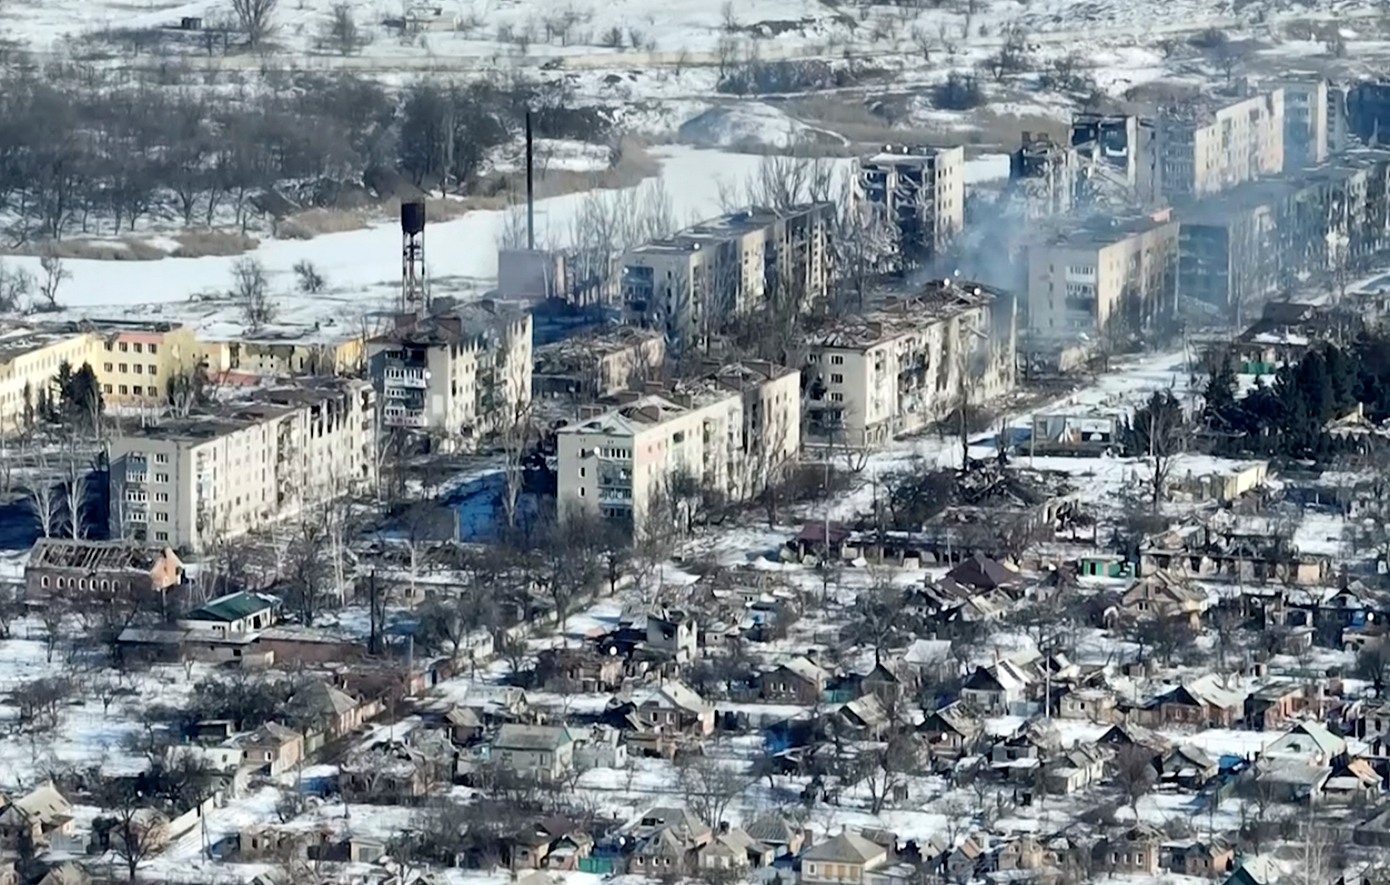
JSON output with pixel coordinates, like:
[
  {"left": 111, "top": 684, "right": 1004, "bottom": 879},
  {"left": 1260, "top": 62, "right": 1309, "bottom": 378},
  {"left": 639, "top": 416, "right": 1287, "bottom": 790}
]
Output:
[{"left": 401, "top": 200, "right": 427, "bottom": 314}]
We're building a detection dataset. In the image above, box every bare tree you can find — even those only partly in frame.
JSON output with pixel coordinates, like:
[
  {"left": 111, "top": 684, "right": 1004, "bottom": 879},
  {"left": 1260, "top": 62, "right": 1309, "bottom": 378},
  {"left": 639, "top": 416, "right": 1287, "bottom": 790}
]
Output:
[
  {"left": 676, "top": 754, "right": 749, "bottom": 827},
  {"left": 0, "top": 260, "right": 34, "bottom": 313},
  {"left": 230, "top": 257, "right": 276, "bottom": 331},
  {"left": 63, "top": 445, "right": 90, "bottom": 539},
  {"left": 98, "top": 798, "right": 165, "bottom": 881},
  {"left": 25, "top": 449, "right": 61, "bottom": 539},
  {"left": 1113, "top": 744, "right": 1157, "bottom": 818},
  {"left": 855, "top": 738, "right": 910, "bottom": 814},
  {"left": 293, "top": 259, "right": 326, "bottom": 294},
  {"left": 320, "top": 3, "right": 369, "bottom": 54},
  {"left": 232, "top": 0, "right": 278, "bottom": 47},
  {"left": 36, "top": 254, "right": 70, "bottom": 312}
]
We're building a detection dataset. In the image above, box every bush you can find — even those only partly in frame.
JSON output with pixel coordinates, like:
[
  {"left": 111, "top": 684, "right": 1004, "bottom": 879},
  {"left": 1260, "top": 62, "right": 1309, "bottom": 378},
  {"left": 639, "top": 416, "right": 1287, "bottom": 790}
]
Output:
[{"left": 934, "top": 72, "right": 985, "bottom": 110}]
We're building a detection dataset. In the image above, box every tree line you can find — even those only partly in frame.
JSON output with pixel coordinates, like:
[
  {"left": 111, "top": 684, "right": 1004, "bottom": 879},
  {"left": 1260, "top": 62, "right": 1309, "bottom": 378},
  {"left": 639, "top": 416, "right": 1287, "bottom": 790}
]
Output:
[
  {"left": 0, "top": 65, "right": 609, "bottom": 245},
  {"left": 1200, "top": 335, "right": 1383, "bottom": 459}
]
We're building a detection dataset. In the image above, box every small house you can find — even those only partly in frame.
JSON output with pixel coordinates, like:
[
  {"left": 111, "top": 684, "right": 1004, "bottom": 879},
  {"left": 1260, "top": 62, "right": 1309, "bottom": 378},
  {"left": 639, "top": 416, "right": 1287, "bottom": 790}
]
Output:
[
  {"left": 179, "top": 591, "right": 280, "bottom": 636},
  {"left": 799, "top": 831, "right": 889, "bottom": 885},
  {"left": 490, "top": 725, "right": 576, "bottom": 781},
  {"left": 760, "top": 656, "right": 830, "bottom": 704}
]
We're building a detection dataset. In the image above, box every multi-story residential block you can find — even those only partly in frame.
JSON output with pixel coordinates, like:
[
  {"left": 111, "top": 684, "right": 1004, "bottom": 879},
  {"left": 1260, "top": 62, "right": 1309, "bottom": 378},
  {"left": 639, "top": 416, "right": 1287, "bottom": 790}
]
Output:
[
  {"left": 1328, "top": 81, "right": 1350, "bottom": 153},
  {"left": 106, "top": 378, "right": 377, "bottom": 551},
  {"left": 1009, "top": 132, "right": 1075, "bottom": 218},
  {"left": 77, "top": 320, "right": 201, "bottom": 409},
  {"left": 1180, "top": 153, "right": 1390, "bottom": 323},
  {"left": 1070, "top": 113, "right": 1161, "bottom": 206},
  {"left": 855, "top": 145, "right": 964, "bottom": 269},
  {"left": 556, "top": 392, "right": 743, "bottom": 535},
  {"left": 620, "top": 204, "right": 832, "bottom": 346},
  {"left": 366, "top": 300, "right": 533, "bottom": 446},
  {"left": 200, "top": 331, "right": 366, "bottom": 378},
  {"left": 0, "top": 328, "right": 95, "bottom": 434},
  {"left": 802, "top": 279, "right": 1016, "bottom": 449},
  {"left": 556, "top": 358, "right": 800, "bottom": 534},
  {"left": 675, "top": 360, "right": 802, "bottom": 497},
  {"left": 533, "top": 325, "right": 665, "bottom": 401},
  {"left": 1158, "top": 90, "right": 1285, "bottom": 198},
  {"left": 1025, "top": 212, "right": 1179, "bottom": 341},
  {"left": 1270, "top": 77, "right": 1330, "bottom": 167}
]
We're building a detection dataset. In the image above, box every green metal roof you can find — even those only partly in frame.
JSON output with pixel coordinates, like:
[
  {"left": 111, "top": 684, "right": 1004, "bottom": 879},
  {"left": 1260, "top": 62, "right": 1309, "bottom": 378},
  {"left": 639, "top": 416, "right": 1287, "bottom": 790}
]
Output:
[{"left": 186, "top": 591, "right": 278, "bottom": 623}]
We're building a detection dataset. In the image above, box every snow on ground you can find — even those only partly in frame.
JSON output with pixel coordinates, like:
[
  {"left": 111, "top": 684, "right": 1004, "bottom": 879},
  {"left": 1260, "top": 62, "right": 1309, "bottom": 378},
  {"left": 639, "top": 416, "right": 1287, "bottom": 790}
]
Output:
[
  {"left": 677, "top": 102, "right": 848, "bottom": 150},
  {"left": 825, "top": 348, "right": 1197, "bottom": 521},
  {"left": 4, "top": 147, "right": 787, "bottom": 337},
  {"left": 0, "top": 620, "right": 205, "bottom": 791}
]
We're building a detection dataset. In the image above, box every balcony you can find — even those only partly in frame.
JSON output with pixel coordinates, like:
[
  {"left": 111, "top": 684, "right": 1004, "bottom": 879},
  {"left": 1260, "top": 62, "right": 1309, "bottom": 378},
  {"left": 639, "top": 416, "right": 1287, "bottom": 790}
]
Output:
[
  {"left": 128, "top": 509, "right": 148, "bottom": 523},
  {"left": 384, "top": 411, "right": 428, "bottom": 428},
  {"left": 385, "top": 370, "right": 428, "bottom": 389},
  {"left": 126, "top": 471, "right": 147, "bottom": 484}
]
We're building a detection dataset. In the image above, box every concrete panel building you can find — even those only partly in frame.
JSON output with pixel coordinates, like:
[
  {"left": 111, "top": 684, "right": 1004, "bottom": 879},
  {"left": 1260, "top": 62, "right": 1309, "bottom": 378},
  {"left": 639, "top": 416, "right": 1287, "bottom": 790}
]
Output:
[
  {"left": 556, "top": 393, "right": 743, "bottom": 536},
  {"left": 0, "top": 328, "right": 97, "bottom": 435},
  {"left": 556, "top": 360, "right": 800, "bottom": 535},
  {"left": 1270, "top": 77, "right": 1330, "bottom": 167},
  {"left": 1026, "top": 211, "right": 1180, "bottom": 341},
  {"left": 106, "top": 378, "right": 377, "bottom": 551},
  {"left": 1009, "top": 132, "right": 1076, "bottom": 218},
  {"left": 802, "top": 279, "right": 1016, "bottom": 449},
  {"left": 367, "top": 300, "right": 532, "bottom": 447},
  {"left": 533, "top": 325, "right": 665, "bottom": 401},
  {"left": 1159, "top": 90, "right": 1285, "bottom": 198},
  {"left": 855, "top": 145, "right": 965, "bottom": 269},
  {"left": 620, "top": 203, "right": 832, "bottom": 347},
  {"left": 82, "top": 321, "right": 202, "bottom": 410},
  {"left": 1070, "top": 113, "right": 1160, "bottom": 206}
]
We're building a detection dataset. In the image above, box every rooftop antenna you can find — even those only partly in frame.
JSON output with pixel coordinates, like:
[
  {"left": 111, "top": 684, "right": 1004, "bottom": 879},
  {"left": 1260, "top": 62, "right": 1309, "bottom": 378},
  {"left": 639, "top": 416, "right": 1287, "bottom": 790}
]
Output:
[
  {"left": 525, "top": 109, "right": 535, "bottom": 252},
  {"left": 400, "top": 199, "right": 427, "bottom": 315}
]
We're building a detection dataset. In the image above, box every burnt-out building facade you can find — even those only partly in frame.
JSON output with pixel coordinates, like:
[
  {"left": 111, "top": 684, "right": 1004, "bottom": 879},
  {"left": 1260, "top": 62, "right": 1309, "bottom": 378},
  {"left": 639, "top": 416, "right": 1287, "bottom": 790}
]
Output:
[
  {"left": 1009, "top": 132, "right": 1075, "bottom": 218},
  {"left": 1070, "top": 113, "right": 1160, "bottom": 207},
  {"left": 1177, "top": 151, "right": 1390, "bottom": 322},
  {"left": 1347, "top": 80, "right": 1390, "bottom": 146}
]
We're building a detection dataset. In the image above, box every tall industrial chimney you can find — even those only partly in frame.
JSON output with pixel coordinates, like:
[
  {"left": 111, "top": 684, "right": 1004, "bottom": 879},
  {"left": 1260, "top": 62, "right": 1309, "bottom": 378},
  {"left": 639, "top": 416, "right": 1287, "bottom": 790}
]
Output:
[
  {"left": 401, "top": 199, "right": 427, "bottom": 314},
  {"left": 525, "top": 110, "right": 535, "bottom": 252}
]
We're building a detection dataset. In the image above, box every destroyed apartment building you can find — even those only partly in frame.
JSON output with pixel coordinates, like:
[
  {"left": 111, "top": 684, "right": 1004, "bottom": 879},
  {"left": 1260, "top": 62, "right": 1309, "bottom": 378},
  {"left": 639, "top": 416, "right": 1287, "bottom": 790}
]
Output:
[
  {"left": 1177, "top": 150, "right": 1390, "bottom": 323},
  {"left": 1158, "top": 89, "right": 1286, "bottom": 199},
  {"left": 1069, "top": 113, "right": 1161, "bottom": 207},
  {"left": 619, "top": 204, "right": 833, "bottom": 346},
  {"left": 802, "top": 279, "right": 1016, "bottom": 449},
  {"left": 532, "top": 325, "right": 665, "bottom": 403},
  {"left": 367, "top": 298, "right": 534, "bottom": 446},
  {"left": 855, "top": 144, "right": 965, "bottom": 270},
  {"left": 1008, "top": 132, "right": 1076, "bottom": 219}
]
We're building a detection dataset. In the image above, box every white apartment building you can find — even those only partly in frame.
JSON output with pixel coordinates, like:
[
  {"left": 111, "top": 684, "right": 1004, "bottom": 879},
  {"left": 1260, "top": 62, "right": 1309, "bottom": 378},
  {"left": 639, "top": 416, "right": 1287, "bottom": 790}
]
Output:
[
  {"left": 802, "top": 280, "right": 1016, "bottom": 449},
  {"left": 678, "top": 361, "right": 802, "bottom": 498},
  {"left": 556, "top": 393, "right": 742, "bottom": 536},
  {"left": 620, "top": 203, "right": 832, "bottom": 347},
  {"left": 1026, "top": 212, "right": 1180, "bottom": 342},
  {"left": 107, "top": 378, "right": 377, "bottom": 552},
  {"left": 1270, "top": 77, "right": 1330, "bottom": 167},
  {"left": 557, "top": 361, "right": 801, "bottom": 535},
  {"left": 855, "top": 145, "right": 965, "bottom": 269},
  {"left": 1160, "top": 90, "right": 1285, "bottom": 198},
  {"left": 0, "top": 328, "right": 97, "bottom": 435},
  {"left": 367, "top": 301, "right": 533, "bottom": 446}
]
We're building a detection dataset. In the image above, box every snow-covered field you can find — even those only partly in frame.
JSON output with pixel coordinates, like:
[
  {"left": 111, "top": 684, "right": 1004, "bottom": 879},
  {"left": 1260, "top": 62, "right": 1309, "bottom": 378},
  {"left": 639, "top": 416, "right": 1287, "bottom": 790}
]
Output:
[{"left": 2, "top": 146, "right": 1010, "bottom": 342}]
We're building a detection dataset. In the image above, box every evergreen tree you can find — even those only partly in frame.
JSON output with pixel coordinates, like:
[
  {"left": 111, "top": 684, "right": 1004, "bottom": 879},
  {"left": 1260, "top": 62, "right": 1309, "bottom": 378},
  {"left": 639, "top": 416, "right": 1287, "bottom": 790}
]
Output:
[{"left": 1202, "top": 355, "right": 1238, "bottom": 430}]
